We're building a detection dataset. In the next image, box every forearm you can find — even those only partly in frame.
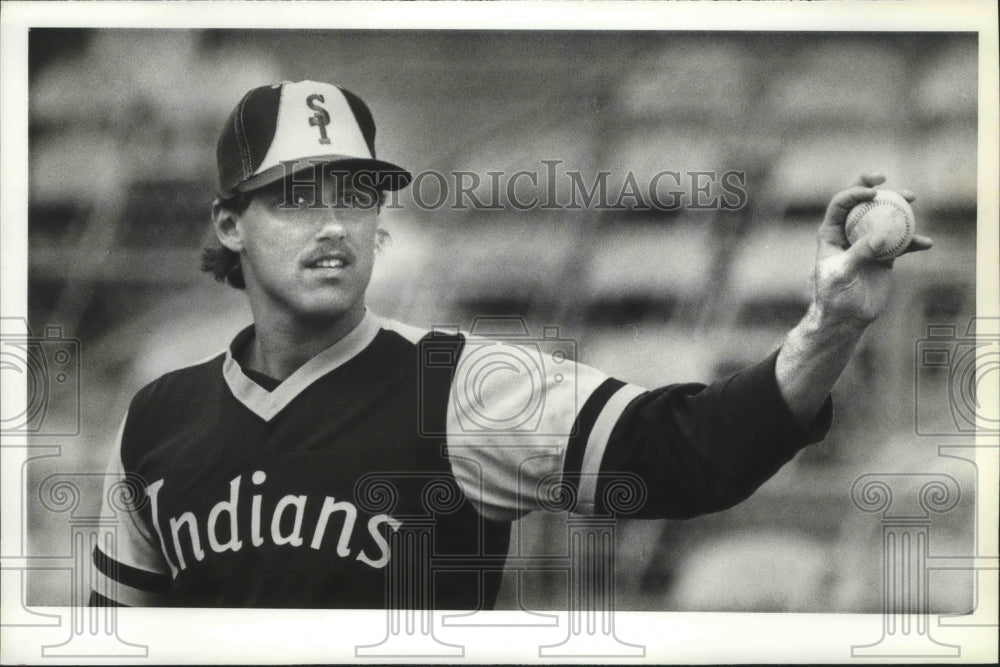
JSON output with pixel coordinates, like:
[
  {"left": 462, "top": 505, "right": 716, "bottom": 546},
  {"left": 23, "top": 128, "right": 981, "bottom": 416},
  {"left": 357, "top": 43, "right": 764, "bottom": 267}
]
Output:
[
  {"left": 775, "top": 303, "right": 869, "bottom": 426},
  {"left": 597, "top": 351, "right": 832, "bottom": 519}
]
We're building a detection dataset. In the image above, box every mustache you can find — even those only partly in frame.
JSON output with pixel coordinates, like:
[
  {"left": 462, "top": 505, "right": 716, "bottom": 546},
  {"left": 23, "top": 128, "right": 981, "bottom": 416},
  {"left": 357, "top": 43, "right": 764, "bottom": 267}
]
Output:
[{"left": 300, "top": 245, "right": 356, "bottom": 266}]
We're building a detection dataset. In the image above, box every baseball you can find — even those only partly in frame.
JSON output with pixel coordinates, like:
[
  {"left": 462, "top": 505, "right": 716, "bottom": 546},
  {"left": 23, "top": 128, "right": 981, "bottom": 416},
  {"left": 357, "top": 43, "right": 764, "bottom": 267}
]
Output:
[{"left": 845, "top": 190, "right": 916, "bottom": 260}]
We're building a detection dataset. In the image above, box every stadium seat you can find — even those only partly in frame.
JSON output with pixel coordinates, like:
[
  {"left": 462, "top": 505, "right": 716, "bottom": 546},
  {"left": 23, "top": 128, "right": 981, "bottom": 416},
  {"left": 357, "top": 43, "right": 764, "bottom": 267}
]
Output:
[
  {"left": 603, "top": 125, "right": 728, "bottom": 209},
  {"left": 366, "top": 215, "right": 452, "bottom": 326},
  {"left": 708, "top": 224, "right": 817, "bottom": 371},
  {"left": 615, "top": 41, "right": 749, "bottom": 119},
  {"left": 578, "top": 327, "right": 717, "bottom": 388},
  {"left": 574, "top": 222, "right": 719, "bottom": 384},
  {"left": 87, "top": 283, "right": 252, "bottom": 397},
  {"left": 767, "top": 132, "right": 912, "bottom": 215},
  {"left": 725, "top": 225, "right": 816, "bottom": 302},
  {"left": 914, "top": 40, "right": 978, "bottom": 120},
  {"left": 31, "top": 132, "right": 122, "bottom": 204},
  {"left": 909, "top": 124, "right": 978, "bottom": 217},
  {"left": 447, "top": 122, "right": 595, "bottom": 211},
  {"left": 582, "top": 222, "right": 715, "bottom": 305},
  {"left": 763, "top": 42, "right": 907, "bottom": 126},
  {"left": 669, "top": 530, "right": 836, "bottom": 611},
  {"left": 431, "top": 216, "right": 580, "bottom": 326}
]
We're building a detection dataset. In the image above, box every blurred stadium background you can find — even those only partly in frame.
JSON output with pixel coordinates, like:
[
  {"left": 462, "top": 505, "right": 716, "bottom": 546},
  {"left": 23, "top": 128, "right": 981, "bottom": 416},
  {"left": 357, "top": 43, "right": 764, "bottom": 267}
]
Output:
[{"left": 24, "top": 29, "right": 978, "bottom": 611}]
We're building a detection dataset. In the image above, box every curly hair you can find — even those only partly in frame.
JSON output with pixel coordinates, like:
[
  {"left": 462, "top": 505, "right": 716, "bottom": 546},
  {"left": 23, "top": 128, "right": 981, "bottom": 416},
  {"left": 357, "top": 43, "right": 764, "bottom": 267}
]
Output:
[
  {"left": 201, "top": 191, "right": 252, "bottom": 289},
  {"left": 200, "top": 189, "right": 390, "bottom": 290}
]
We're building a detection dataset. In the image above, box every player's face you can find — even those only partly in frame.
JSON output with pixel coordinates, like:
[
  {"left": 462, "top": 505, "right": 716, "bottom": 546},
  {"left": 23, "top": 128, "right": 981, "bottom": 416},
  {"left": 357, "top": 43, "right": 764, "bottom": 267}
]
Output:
[{"left": 221, "top": 172, "right": 380, "bottom": 325}]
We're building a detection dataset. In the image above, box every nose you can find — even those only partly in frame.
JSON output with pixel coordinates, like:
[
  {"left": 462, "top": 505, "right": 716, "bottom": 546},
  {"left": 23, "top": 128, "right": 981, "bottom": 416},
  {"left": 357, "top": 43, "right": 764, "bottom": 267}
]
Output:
[{"left": 314, "top": 209, "right": 347, "bottom": 241}]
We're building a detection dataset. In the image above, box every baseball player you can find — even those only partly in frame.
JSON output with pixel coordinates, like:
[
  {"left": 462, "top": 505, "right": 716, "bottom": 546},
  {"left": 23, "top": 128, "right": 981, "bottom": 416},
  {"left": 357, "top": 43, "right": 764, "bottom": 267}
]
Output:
[{"left": 89, "top": 80, "right": 931, "bottom": 608}]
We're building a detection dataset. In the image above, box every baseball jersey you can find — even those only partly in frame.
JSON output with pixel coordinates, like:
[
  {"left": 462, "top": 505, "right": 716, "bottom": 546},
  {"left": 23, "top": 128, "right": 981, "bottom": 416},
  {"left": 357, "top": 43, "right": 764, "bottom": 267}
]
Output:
[{"left": 90, "top": 311, "right": 831, "bottom": 608}]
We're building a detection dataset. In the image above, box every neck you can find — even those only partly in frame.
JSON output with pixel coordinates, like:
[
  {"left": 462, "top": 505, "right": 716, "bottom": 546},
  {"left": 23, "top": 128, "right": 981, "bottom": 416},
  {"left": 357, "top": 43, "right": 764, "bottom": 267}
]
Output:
[{"left": 245, "top": 305, "right": 366, "bottom": 381}]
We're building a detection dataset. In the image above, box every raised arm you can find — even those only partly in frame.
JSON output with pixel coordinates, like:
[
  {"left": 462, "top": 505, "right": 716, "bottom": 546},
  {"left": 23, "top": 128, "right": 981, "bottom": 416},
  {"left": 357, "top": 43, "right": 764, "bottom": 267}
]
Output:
[{"left": 447, "top": 175, "right": 935, "bottom": 522}]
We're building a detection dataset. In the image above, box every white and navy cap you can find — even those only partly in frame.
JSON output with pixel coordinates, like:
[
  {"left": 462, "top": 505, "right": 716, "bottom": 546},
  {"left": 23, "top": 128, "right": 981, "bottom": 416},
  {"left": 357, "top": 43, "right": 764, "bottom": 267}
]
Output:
[{"left": 216, "top": 80, "right": 412, "bottom": 197}]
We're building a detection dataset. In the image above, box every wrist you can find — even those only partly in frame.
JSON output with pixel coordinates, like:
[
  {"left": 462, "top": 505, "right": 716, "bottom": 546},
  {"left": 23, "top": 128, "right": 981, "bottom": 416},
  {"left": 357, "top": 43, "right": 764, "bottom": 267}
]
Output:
[{"left": 805, "top": 301, "right": 873, "bottom": 337}]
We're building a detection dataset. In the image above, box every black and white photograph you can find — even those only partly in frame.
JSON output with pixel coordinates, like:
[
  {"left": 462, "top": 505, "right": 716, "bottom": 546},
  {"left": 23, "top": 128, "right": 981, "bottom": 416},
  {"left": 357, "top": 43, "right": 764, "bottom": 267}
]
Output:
[{"left": 1, "top": 1, "right": 997, "bottom": 663}]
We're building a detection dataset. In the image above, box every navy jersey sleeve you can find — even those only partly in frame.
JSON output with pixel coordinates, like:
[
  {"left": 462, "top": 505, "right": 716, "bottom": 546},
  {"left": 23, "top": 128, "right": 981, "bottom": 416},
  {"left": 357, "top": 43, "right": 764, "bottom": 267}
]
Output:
[
  {"left": 595, "top": 348, "right": 832, "bottom": 519},
  {"left": 444, "top": 331, "right": 831, "bottom": 521}
]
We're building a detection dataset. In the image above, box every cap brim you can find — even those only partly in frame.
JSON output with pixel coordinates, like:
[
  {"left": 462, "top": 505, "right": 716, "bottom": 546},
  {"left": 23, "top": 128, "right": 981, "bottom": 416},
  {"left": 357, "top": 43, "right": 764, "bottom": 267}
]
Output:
[{"left": 233, "top": 155, "right": 412, "bottom": 195}]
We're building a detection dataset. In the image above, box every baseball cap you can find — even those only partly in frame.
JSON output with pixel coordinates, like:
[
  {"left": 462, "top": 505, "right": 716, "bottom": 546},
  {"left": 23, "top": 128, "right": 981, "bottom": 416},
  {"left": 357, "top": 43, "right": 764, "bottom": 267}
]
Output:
[{"left": 216, "top": 80, "right": 412, "bottom": 197}]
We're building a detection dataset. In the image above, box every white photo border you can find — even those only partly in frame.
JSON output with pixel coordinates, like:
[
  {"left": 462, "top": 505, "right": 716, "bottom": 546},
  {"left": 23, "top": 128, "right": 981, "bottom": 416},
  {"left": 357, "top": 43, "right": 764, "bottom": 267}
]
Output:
[{"left": 2, "top": 1, "right": 997, "bottom": 664}]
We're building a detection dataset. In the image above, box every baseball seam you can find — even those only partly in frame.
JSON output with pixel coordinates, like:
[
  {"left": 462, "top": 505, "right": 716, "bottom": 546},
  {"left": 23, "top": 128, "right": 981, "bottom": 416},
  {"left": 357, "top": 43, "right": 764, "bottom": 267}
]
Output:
[{"left": 846, "top": 199, "right": 913, "bottom": 259}]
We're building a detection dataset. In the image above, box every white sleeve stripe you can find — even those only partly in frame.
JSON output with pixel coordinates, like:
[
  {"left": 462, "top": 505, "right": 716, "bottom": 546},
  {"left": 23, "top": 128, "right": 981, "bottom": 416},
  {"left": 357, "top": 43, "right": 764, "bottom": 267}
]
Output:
[
  {"left": 91, "top": 565, "right": 168, "bottom": 607},
  {"left": 575, "top": 383, "right": 647, "bottom": 514}
]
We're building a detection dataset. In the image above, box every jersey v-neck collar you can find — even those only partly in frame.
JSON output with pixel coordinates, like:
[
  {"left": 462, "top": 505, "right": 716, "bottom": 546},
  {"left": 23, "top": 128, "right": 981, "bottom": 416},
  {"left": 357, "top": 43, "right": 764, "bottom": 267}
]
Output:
[{"left": 222, "top": 310, "right": 382, "bottom": 421}]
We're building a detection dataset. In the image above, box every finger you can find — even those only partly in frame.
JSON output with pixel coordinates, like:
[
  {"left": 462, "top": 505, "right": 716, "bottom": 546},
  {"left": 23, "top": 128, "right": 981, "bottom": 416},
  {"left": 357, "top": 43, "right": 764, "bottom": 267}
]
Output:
[
  {"left": 899, "top": 234, "right": 934, "bottom": 255},
  {"left": 848, "top": 172, "right": 886, "bottom": 188},
  {"left": 899, "top": 189, "right": 917, "bottom": 203},
  {"left": 817, "top": 185, "right": 879, "bottom": 257},
  {"left": 823, "top": 185, "right": 878, "bottom": 230}
]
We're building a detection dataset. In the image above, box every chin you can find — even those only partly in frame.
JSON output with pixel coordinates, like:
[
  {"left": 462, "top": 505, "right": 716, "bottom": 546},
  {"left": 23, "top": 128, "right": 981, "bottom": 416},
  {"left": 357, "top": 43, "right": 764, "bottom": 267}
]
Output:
[{"left": 294, "top": 295, "right": 363, "bottom": 322}]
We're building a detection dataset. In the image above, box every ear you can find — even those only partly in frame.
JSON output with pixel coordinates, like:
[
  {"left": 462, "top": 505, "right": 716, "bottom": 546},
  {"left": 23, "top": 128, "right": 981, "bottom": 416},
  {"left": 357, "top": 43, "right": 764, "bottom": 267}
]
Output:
[{"left": 212, "top": 199, "right": 245, "bottom": 252}]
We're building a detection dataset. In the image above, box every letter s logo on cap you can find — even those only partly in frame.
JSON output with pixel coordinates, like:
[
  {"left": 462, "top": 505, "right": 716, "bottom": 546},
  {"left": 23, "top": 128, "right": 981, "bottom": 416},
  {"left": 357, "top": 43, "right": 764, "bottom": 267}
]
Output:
[{"left": 306, "top": 94, "right": 331, "bottom": 145}]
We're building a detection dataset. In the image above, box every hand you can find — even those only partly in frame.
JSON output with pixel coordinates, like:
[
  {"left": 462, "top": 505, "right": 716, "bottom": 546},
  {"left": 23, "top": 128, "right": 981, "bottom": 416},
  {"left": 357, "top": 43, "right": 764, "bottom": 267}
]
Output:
[{"left": 812, "top": 173, "right": 933, "bottom": 327}]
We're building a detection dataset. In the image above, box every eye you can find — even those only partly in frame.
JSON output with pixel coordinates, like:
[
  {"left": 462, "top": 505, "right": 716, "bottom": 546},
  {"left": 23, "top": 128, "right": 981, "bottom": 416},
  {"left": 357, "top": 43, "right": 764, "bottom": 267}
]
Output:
[
  {"left": 340, "top": 191, "right": 375, "bottom": 209},
  {"left": 272, "top": 193, "right": 316, "bottom": 209}
]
